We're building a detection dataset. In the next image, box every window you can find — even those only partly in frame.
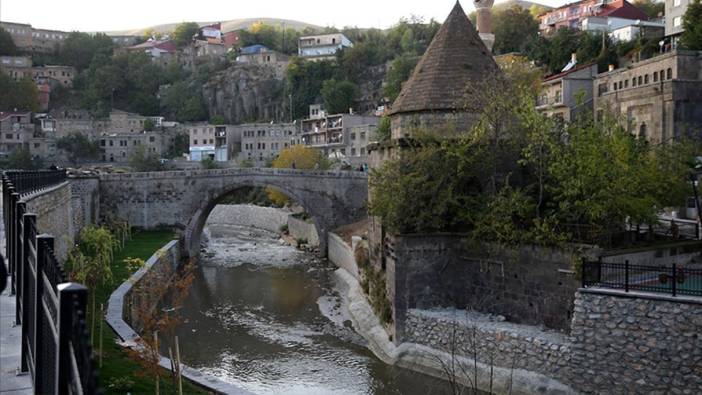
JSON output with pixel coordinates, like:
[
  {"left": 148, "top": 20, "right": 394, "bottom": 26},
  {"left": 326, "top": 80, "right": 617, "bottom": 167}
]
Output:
[
  {"left": 674, "top": 0, "right": 681, "bottom": 7},
  {"left": 360, "top": 148, "right": 366, "bottom": 155},
  {"left": 644, "top": 75, "right": 649, "bottom": 84},
  {"left": 351, "top": 132, "right": 356, "bottom": 140},
  {"left": 613, "top": 83, "right": 617, "bottom": 91},
  {"left": 149, "top": 136, "right": 155, "bottom": 142},
  {"left": 194, "top": 139, "right": 198, "bottom": 145},
  {"left": 667, "top": 68, "right": 673, "bottom": 79},
  {"left": 673, "top": 16, "right": 682, "bottom": 27},
  {"left": 109, "top": 140, "right": 114, "bottom": 146},
  {"left": 638, "top": 76, "right": 642, "bottom": 85},
  {"left": 618, "top": 81, "right": 623, "bottom": 89},
  {"left": 351, "top": 148, "right": 356, "bottom": 156},
  {"left": 360, "top": 132, "right": 366, "bottom": 140},
  {"left": 624, "top": 80, "right": 629, "bottom": 88},
  {"left": 34, "top": 143, "right": 40, "bottom": 148},
  {"left": 5, "top": 133, "right": 12, "bottom": 139},
  {"left": 100, "top": 140, "right": 106, "bottom": 147},
  {"left": 660, "top": 69, "right": 665, "bottom": 80},
  {"left": 653, "top": 72, "right": 658, "bottom": 82},
  {"left": 632, "top": 78, "right": 636, "bottom": 87}
]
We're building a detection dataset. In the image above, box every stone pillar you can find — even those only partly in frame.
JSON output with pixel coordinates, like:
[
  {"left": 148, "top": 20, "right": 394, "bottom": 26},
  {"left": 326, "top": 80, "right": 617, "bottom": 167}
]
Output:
[{"left": 473, "top": 0, "right": 495, "bottom": 52}]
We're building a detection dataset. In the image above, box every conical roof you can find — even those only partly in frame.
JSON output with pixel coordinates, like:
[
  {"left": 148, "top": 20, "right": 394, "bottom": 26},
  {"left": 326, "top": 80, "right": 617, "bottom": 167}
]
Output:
[{"left": 388, "top": 1, "right": 499, "bottom": 115}]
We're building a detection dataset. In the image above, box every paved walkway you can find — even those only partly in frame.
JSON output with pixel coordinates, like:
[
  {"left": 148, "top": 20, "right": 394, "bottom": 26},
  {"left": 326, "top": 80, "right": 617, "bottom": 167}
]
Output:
[{"left": 1, "top": 182, "right": 32, "bottom": 394}]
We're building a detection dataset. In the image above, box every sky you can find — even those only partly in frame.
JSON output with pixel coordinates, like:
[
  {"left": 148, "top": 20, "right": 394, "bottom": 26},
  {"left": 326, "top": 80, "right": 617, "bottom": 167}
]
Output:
[{"left": 0, "top": 0, "right": 570, "bottom": 33}]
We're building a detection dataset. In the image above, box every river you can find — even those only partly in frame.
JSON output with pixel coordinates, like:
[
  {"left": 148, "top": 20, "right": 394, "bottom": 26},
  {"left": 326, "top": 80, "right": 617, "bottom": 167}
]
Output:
[{"left": 173, "top": 223, "right": 452, "bottom": 395}]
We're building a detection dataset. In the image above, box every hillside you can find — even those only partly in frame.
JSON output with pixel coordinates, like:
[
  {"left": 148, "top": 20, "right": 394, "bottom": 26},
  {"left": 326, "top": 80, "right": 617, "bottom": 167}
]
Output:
[
  {"left": 103, "top": 17, "right": 322, "bottom": 36},
  {"left": 494, "top": 0, "right": 553, "bottom": 12}
]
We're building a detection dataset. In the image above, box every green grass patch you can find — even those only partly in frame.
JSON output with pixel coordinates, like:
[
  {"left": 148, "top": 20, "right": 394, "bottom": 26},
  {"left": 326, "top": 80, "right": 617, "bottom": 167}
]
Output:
[{"left": 93, "top": 230, "right": 208, "bottom": 395}]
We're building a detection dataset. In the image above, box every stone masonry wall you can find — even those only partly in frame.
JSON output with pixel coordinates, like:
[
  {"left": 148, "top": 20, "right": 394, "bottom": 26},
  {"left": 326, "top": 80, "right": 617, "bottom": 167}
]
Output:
[
  {"left": 24, "top": 182, "right": 73, "bottom": 261},
  {"left": 70, "top": 176, "right": 100, "bottom": 237},
  {"left": 403, "top": 291, "right": 702, "bottom": 394},
  {"left": 206, "top": 204, "right": 289, "bottom": 233},
  {"left": 387, "top": 235, "right": 584, "bottom": 343},
  {"left": 566, "top": 291, "right": 702, "bottom": 393},
  {"left": 288, "top": 215, "right": 319, "bottom": 246}
]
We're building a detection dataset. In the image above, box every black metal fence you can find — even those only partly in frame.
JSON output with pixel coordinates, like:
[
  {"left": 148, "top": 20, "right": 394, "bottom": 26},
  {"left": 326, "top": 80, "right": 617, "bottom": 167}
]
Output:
[
  {"left": 582, "top": 260, "right": 702, "bottom": 297},
  {"left": 2, "top": 171, "right": 101, "bottom": 394}
]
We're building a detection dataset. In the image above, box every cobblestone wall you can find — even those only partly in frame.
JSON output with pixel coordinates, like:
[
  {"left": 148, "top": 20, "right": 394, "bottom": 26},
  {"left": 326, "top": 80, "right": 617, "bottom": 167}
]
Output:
[
  {"left": 402, "top": 291, "right": 702, "bottom": 394},
  {"left": 70, "top": 177, "right": 100, "bottom": 236}
]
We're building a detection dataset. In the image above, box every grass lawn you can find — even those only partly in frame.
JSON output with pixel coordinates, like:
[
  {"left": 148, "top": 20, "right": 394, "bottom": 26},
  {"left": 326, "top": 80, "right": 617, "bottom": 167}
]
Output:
[{"left": 92, "top": 230, "right": 209, "bottom": 394}]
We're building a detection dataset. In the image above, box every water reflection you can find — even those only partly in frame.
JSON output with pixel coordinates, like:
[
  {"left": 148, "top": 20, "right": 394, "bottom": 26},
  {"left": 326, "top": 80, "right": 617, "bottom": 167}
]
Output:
[{"left": 174, "top": 224, "right": 451, "bottom": 395}]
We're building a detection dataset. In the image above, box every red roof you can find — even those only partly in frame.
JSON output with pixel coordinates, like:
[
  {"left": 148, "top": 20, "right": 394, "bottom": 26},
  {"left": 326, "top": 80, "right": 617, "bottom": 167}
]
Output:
[
  {"left": 598, "top": 0, "right": 649, "bottom": 20},
  {"left": 202, "top": 23, "right": 221, "bottom": 31}
]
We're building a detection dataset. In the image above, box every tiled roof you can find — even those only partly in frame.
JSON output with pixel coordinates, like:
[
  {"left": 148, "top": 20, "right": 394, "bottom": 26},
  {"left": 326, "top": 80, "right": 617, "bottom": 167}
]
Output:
[
  {"left": 388, "top": 1, "right": 499, "bottom": 115},
  {"left": 0, "top": 111, "right": 32, "bottom": 121},
  {"left": 128, "top": 39, "right": 176, "bottom": 53}
]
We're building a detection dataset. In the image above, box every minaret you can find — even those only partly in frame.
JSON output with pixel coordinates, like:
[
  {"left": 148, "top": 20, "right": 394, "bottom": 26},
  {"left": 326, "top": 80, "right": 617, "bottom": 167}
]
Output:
[{"left": 473, "top": 0, "right": 495, "bottom": 52}]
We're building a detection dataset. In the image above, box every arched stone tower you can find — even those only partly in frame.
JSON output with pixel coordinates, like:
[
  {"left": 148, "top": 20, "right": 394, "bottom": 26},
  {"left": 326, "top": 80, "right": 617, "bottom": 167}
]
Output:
[{"left": 473, "top": 0, "right": 495, "bottom": 51}]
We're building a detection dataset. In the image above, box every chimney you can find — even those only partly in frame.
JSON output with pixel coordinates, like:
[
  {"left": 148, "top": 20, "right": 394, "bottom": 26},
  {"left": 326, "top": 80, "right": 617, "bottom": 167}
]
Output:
[
  {"left": 473, "top": 0, "right": 496, "bottom": 51},
  {"left": 608, "top": 64, "right": 615, "bottom": 72},
  {"left": 571, "top": 53, "right": 577, "bottom": 63}
]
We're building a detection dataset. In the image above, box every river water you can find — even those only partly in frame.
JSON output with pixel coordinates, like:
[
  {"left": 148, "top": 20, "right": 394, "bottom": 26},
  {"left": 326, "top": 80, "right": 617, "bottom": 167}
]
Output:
[{"left": 174, "top": 224, "right": 451, "bottom": 395}]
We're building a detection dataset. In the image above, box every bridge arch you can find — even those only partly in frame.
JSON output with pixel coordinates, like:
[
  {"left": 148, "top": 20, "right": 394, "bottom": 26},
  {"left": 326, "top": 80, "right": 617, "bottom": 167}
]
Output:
[
  {"left": 183, "top": 181, "right": 326, "bottom": 258},
  {"left": 98, "top": 168, "right": 368, "bottom": 258}
]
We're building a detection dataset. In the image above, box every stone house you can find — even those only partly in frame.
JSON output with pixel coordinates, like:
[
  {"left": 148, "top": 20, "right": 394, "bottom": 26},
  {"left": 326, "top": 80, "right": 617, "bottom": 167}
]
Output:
[
  {"left": 593, "top": 50, "right": 702, "bottom": 143},
  {"left": 235, "top": 45, "right": 289, "bottom": 78},
  {"left": 236, "top": 122, "right": 299, "bottom": 166},
  {"left": 0, "top": 21, "right": 69, "bottom": 53},
  {"left": 298, "top": 33, "right": 353, "bottom": 61},
  {"left": 537, "top": 61, "right": 598, "bottom": 122},
  {"left": 0, "top": 111, "right": 33, "bottom": 158},
  {"left": 121, "top": 39, "right": 177, "bottom": 68},
  {"left": 0, "top": 57, "right": 76, "bottom": 88},
  {"left": 665, "top": 0, "right": 692, "bottom": 48},
  {"left": 99, "top": 131, "right": 172, "bottom": 163}
]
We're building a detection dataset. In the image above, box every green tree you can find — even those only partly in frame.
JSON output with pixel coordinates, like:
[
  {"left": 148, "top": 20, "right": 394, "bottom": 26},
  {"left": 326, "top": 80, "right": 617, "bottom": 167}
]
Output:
[
  {"left": 321, "top": 79, "right": 358, "bottom": 114},
  {"left": 0, "top": 74, "right": 39, "bottom": 111},
  {"left": 60, "top": 32, "right": 115, "bottom": 71},
  {"left": 0, "top": 27, "right": 18, "bottom": 56},
  {"left": 1, "top": 148, "right": 43, "bottom": 170},
  {"left": 143, "top": 118, "right": 156, "bottom": 131},
  {"left": 492, "top": 6, "right": 539, "bottom": 55},
  {"left": 383, "top": 54, "right": 418, "bottom": 102},
  {"left": 160, "top": 81, "right": 208, "bottom": 122},
  {"left": 200, "top": 157, "right": 220, "bottom": 169},
  {"left": 56, "top": 133, "right": 100, "bottom": 165},
  {"left": 377, "top": 117, "right": 391, "bottom": 142},
  {"left": 128, "top": 145, "right": 164, "bottom": 172},
  {"left": 166, "top": 133, "right": 190, "bottom": 159},
  {"left": 267, "top": 145, "right": 329, "bottom": 205},
  {"left": 632, "top": 0, "right": 665, "bottom": 19},
  {"left": 681, "top": 0, "right": 702, "bottom": 50},
  {"left": 210, "top": 115, "right": 226, "bottom": 125},
  {"left": 172, "top": 22, "right": 200, "bottom": 48},
  {"left": 286, "top": 58, "right": 338, "bottom": 119}
]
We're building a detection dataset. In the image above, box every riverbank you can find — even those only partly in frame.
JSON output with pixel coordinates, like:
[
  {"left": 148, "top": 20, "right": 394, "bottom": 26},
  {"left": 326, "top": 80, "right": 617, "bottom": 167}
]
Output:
[{"left": 96, "top": 230, "right": 209, "bottom": 395}]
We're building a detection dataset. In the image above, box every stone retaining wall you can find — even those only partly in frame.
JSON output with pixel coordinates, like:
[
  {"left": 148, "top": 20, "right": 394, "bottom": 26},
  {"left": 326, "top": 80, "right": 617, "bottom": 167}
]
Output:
[
  {"left": 206, "top": 204, "right": 288, "bottom": 233},
  {"left": 70, "top": 176, "right": 100, "bottom": 238},
  {"left": 288, "top": 215, "right": 319, "bottom": 246},
  {"left": 399, "top": 290, "right": 702, "bottom": 394},
  {"left": 329, "top": 232, "right": 359, "bottom": 279},
  {"left": 24, "top": 182, "right": 74, "bottom": 260}
]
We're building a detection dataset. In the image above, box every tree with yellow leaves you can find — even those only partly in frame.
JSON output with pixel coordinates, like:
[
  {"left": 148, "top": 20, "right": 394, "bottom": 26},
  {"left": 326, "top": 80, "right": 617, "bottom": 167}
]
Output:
[{"left": 267, "top": 145, "right": 330, "bottom": 205}]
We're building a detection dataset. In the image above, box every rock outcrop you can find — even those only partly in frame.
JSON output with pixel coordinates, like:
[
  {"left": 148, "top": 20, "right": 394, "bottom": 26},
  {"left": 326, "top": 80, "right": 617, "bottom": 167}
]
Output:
[{"left": 202, "top": 63, "right": 287, "bottom": 124}]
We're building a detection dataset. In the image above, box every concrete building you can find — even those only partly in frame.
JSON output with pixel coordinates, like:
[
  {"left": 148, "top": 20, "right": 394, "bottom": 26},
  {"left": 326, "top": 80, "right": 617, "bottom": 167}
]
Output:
[
  {"left": 109, "top": 35, "right": 139, "bottom": 47},
  {"left": 609, "top": 20, "right": 665, "bottom": 42},
  {"left": 538, "top": 0, "right": 650, "bottom": 34},
  {"left": 236, "top": 45, "right": 289, "bottom": 77},
  {"left": 666, "top": 0, "right": 692, "bottom": 48},
  {"left": 298, "top": 33, "right": 353, "bottom": 61},
  {"left": 537, "top": 61, "right": 599, "bottom": 121},
  {"left": 99, "top": 131, "right": 172, "bottom": 163},
  {"left": 0, "top": 22, "right": 33, "bottom": 48},
  {"left": 52, "top": 109, "right": 109, "bottom": 140},
  {"left": 236, "top": 122, "right": 298, "bottom": 166},
  {"left": 300, "top": 105, "right": 379, "bottom": 160},
  {"left": 0, "top": 111, "right": 33, "bottom": 157},
  {"left": 593, "top": 50, "right": 702, "bottom": 143},
  {"left": 187, "top": 123, "right": 241, "bottom": 162}
]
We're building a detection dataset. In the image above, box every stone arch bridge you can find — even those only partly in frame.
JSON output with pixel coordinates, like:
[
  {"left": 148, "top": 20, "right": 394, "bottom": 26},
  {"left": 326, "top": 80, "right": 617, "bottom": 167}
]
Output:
[{"left": 98, "top": 168, "right": 368, "bottom": 257}]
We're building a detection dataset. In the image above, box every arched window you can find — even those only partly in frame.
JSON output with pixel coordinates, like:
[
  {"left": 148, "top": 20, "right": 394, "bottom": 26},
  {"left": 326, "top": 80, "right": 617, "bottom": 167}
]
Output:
[
  {"left": 667, "top": 68, "right": 673, "bottom": 79},
  {"left": 639, "top": 123, "right": 647, "bottom": 140}
]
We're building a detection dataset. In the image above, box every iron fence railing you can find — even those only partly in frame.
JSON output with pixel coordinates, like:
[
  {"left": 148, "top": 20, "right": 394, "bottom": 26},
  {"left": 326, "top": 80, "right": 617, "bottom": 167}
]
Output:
[
  {"left": 582, "top": 260, "right": 702, "bottom": 297},
  {"left": 2, "top": 171, "right": 101, "bottom": 394}
]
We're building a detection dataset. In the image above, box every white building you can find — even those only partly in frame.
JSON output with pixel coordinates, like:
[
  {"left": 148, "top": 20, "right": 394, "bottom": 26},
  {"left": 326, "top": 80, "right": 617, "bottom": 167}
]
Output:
[
  {"left": 298, "top": 33, "right": 353, "bottom": 61},
  {"left": 609, "top": 20, "right": 665, "bottom": 42},
  {"left": 187, "top": 123, "right": 240, "bottom": 162}
]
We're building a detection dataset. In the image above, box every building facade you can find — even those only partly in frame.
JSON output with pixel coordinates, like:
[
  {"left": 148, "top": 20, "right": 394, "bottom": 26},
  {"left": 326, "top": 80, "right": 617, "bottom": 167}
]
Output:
[
  {"left": 0, "top": 21, "right": 69, "bottom": 52},
  {"left": 593, "top": 50, "right": 702, "bottom": 143},
  {"left": 298, "top": 33, "right": 353, "bottom": 61},
  {"left": 0, "top": 111, "right": 33, "bottom": 157},
  {"left": 236, "top": 122, "right": 298, "bottom": 166},
  {"left": 0, "top": 57, "right": 76, "bottom": 88},
  {"left": 537, "top": 62, "right": 599, "bottom": 122},
  {"left": 187, "top": 123, "right": 241, "bottom": 162},
  {"left": 121, "top": 40, "right": 177, "bottom": 67},
  {"left": 300, "top": 105, "right": 379, "bottom": 160},
  {"left": 99, "top": 131, "right": 172, "bottom": 163},
  {"left": 538, "top": 0, "right": 649, "bottom": 34},
  {"left": 665, "top": 0, "right": 692, "bottom": 48}
]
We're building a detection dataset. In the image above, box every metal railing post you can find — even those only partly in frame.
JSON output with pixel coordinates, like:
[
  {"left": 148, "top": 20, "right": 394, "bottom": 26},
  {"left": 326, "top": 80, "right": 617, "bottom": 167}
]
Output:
[
  {"left": 15, "top": 201, "right": 26, "bottom": 324},
  {"left": 20, "top": 213, "right": 36, "bottom": 374},
  {"left": 9, "top": 192, "right": 19, "bottom": 295},
  {"left": 624, "top": 260, "right": 630, "bottom": 293},
  {"left": 56, "top": 283, "right": 88, "bottom": 395},
  {"left": 672, "top": 263, "right": 677, "bottom": 297},
  {"left": 34, "top": 234, "right": 54, "bottom": 393}
]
